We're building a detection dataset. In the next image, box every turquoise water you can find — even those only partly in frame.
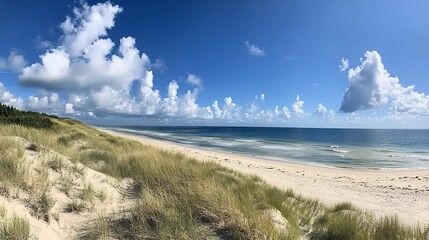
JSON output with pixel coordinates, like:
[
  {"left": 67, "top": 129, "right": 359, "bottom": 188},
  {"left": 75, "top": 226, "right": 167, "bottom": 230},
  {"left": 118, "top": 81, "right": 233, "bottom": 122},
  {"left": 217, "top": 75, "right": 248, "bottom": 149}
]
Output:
[{"left": 105, "top": 126, "right": 429, "bottom": 170}]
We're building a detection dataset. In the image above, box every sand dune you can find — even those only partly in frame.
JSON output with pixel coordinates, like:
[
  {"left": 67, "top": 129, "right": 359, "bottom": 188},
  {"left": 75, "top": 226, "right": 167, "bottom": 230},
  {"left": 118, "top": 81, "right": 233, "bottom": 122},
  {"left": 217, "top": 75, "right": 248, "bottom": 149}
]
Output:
[{"left": 0, "top": 136, "right": 134, "bottom": 239}]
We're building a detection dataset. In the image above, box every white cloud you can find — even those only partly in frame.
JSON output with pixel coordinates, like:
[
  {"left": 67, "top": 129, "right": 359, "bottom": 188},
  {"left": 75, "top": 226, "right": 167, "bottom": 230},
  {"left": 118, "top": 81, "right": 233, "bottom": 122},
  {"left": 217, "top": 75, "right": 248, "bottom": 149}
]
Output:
[
  {"left": 221, "top": 97, "right": 241, "bottom": 120},
  {"left": 17, "top": 2, "right": 211, "bottom": 120},
  {"left": 60, "top": 2, "right": 123, "bottom": 58},
  {"left": 260, "top": 93, "right": 265, "bottom": 100},
  {"left": 340, "top": 50, "right": 429, "bottom": 115},
  {"left": 315, "top": 103, "right": 327, "bottom": 115},
  {"left": 244, "top": 41, "right": 265, "bottom": 57},
  {"left": 90, "top": 86, "right": 136, "bottom": 114},
  {"left": 278, "top": 106, "right": 292, "bottom": 119},
  {"left": 212, "top": 101, "right": 222, "bottom": 119},
  {"left": 0, "top": 82, "right": 14, "bottom": 101},
  {"left": 0, "top": 51, "right": 26, "bottom": 72},
  {"left": 339, "top": 57, "right": 349, "bottom": 72},
  {"left": 20, "top": 2, "right": 148, "bottom": 91},
  {"left": 65, "top": 103, "right": 75, "bottom": 114},
  {"left": 0, "top": 82, "right": 24, "bottom": 109},
  {"left": 27, "top": 92, "right": 65, "bottom": 114},
  {"left": 137, "top": 71, "right": 161, "bottom": 115},
  {"left": 292, "top": 95, "right": 305, "bottom": 116},
  {"left": 186, "top": 74, "right": 203, "bottom": 90},
  {"left": 391, "top": 86, "right": 429, "bottom": 115}
]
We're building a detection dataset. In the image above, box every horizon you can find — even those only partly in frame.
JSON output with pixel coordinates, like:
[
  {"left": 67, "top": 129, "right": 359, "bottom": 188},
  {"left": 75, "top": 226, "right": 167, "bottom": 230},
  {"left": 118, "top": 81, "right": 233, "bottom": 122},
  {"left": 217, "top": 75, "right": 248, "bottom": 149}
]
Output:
[
  {"left": 95, "top": 123, "right": 429, "bottom": 131},
  {"left": 1, "top": 1, "right": 429, "bottom": 128}
]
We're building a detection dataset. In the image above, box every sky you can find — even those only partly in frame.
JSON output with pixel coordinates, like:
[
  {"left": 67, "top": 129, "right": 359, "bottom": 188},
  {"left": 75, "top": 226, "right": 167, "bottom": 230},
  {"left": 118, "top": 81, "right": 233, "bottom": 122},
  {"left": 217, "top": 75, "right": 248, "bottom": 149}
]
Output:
[{"left": 1, "top": 0, "right": 429, "bottom": 128}]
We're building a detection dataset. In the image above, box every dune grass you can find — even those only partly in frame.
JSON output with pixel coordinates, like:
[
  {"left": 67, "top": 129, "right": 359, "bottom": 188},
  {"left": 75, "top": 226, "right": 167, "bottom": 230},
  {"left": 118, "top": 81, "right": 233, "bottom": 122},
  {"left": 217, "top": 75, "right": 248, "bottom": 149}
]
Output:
[
  {"left": 0, "top": 138, "right": 28, "bottom": 196},
  {"left": 30, "top": 191, "right": 54, "bottom": 222},
  {"left": 64, "top": 199, "right": 86, "bottom": 213},
  {"left": 0, "top": 119, "right": 428, "bottom": 239},
  {"left": 0, "top": 215, "right": 30, "bottom": 240}
]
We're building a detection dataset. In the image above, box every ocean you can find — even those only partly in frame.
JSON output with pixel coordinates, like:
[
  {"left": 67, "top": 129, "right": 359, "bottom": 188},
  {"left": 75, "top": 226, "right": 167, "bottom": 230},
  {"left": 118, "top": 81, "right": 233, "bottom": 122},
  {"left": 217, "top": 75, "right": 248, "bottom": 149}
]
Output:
[{"left": 105, "top": 126, "right": 429, "bottom": 170}]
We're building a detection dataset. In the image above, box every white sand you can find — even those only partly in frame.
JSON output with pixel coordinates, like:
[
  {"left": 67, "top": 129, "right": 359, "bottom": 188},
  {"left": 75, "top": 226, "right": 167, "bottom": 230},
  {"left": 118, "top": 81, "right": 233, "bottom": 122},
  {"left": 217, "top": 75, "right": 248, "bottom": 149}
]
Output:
[{"left": 100, "top": 128, "right": 429, "bottom": 226}]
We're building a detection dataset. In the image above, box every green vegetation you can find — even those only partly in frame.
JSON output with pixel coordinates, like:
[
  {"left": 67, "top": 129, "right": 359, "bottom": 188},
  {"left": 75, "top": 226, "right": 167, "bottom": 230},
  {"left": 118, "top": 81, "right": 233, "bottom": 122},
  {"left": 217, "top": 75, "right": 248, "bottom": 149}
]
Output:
[
  {"left": 81, "top": 214, "right": 112, "bottom": 240},
  {"left": 0, "top": 138, "right": 28, "bottom": 195},
  {"left": 30, "top": 191, "right": 54, "bottom": 222},
  {"left": 81, "top": 182, "right": 95, "bottom": 203},
  {"left": 0, "top": 116, "right": 428, "bottom": 239},
  {"left": 0, "top": 215, "right": 30, "bottom": 240},
  {"left": 0, "top": 103, "right": 54, "bottom": 128}
]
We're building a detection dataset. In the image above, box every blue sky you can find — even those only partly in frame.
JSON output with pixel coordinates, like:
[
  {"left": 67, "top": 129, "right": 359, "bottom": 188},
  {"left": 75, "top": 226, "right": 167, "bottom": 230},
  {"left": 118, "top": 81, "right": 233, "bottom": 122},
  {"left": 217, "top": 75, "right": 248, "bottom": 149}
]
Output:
[{"left": 1, "top": 0, "right": 429, "bottom": 128}]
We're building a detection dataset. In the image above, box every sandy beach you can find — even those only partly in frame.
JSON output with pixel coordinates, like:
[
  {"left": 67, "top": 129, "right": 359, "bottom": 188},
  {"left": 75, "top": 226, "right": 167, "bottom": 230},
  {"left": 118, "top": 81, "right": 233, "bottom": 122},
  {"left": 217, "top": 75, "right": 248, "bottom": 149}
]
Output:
[{"left": 100, "top": 128, "right": 429, "bottom": 226}]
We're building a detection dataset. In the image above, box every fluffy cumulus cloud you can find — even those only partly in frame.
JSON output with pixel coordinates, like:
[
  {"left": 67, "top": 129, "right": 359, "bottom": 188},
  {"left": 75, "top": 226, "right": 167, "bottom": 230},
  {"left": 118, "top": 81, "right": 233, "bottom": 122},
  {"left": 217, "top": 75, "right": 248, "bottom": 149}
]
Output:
[
  {"left": 339, "top": 57, "right": 349, "bottom": 72},
  {"left": 292, "top": 95, "right": 305, "bottom": 116},
  {"left": 244, "top": 41, "right": 265, "bottom": 57},
  {"left": 26, "top": 92, "right": 66, "bottom": 114},
  {"left": 20, "top": 2, "right": 147, "bottom": 91},
  {"left": 16, "top": 2, "right": 214, "bottom": 119},
  {"left": 340, "top": 51, "right": 429, "bottom": 115},
  {"left": 220, "top": 97, "right": 241, "bottom": 120},
  {"left": 0, "top": 51, "right": 26, "bottom": 72}
]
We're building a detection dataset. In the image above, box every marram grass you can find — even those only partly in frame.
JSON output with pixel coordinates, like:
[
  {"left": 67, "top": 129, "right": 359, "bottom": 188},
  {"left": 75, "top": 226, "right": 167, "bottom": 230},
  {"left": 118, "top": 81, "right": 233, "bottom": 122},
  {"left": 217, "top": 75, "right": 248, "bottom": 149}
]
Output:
[{"left": 0, "top": 119, "right": 428, "bottom": 239}]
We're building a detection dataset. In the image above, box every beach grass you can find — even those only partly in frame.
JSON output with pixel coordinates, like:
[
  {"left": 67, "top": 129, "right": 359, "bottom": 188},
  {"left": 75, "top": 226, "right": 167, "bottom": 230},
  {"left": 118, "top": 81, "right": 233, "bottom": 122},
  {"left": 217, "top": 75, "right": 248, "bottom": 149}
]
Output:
[
  {"left": 0, "top": 215, "right": 30, "bottom": 239},
  {"left": 0, "top": 119, "right": 428, "bottom": 239},
  {"left": 64, "top": 199, "right": 85, "bottom": 213},
  {"left": 0, "top": 138, "right": 29, "bottom": 197}
]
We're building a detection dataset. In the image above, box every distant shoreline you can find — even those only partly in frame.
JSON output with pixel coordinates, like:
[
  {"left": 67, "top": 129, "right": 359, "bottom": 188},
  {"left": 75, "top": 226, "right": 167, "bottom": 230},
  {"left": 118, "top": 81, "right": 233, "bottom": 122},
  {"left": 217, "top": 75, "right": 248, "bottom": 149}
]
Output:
[
  {"left": 98, "top": 126, "right": 429, "bottom": 171},
  {"left": 99, "top": 127, "right": 429, "bottom": 225}
]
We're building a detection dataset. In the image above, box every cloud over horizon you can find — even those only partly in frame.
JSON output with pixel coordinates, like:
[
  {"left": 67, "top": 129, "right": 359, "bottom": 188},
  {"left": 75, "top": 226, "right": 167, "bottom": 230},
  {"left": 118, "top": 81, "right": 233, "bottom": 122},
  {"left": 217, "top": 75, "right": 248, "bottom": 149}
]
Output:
[
  {"left": 340, "top": 51, "right": 429, "bottom": 115},
  {"left": 0, "top": 1, "right": 304, "bottom": 124},
  {"left": 16, "top": 2, "right": 216, "bottom": 119}
]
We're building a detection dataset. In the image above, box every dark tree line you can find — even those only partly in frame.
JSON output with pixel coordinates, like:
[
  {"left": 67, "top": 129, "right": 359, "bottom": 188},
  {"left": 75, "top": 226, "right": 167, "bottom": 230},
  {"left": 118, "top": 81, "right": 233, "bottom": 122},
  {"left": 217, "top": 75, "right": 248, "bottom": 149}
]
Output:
[{"left": 0, "top": 103, "right": 56, "bottom": 128}]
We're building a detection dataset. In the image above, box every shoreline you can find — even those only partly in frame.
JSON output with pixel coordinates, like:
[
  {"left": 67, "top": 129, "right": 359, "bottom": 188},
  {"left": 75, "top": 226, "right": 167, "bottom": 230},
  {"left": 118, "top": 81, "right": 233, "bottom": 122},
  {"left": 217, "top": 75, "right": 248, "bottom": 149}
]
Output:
[
  {"left": 98, "top": 127, "right": 429, "bottom": 226},
  {"left": 105, "top": 127, "right": 429, "bottom": 172}
]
